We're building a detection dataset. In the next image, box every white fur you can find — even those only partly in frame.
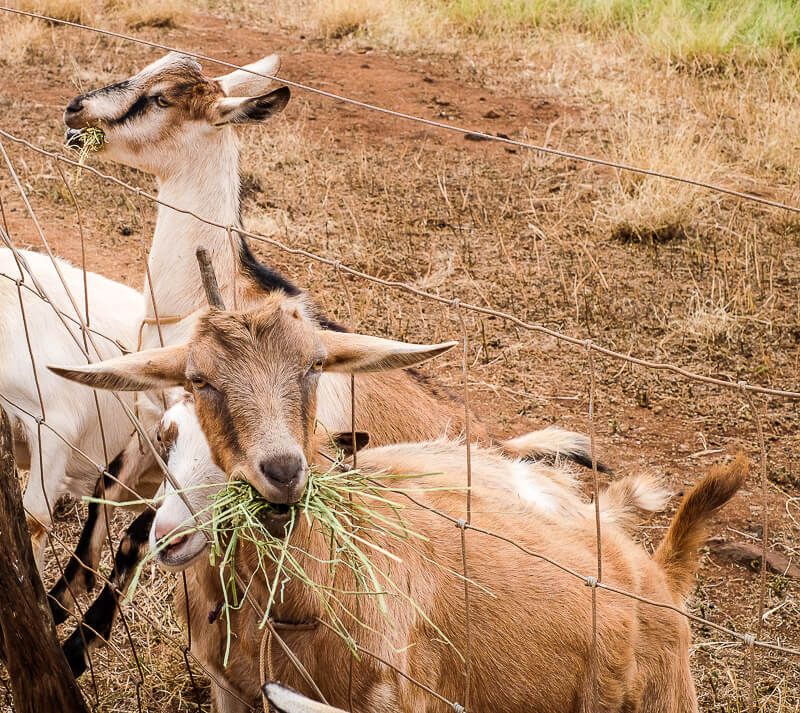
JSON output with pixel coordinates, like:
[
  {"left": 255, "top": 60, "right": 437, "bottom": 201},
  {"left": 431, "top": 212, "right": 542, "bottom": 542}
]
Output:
[
  {"left": 509, "top": 460, "right": 559, "bottom": 512},
  {"left": 215, "top": 54, "right": 281, "bottom": 97},
  {"left": 264, "top": 683, "right": 346, "bottom": 713},
  {"left": 0, "top": 248, "right": 144, "bottom": 564},
  {"left": 149, "top": 400, "right": 220, "bottom": 570},
  {"left": 502, "top": 425, "right": 592, "bottom": 463}
]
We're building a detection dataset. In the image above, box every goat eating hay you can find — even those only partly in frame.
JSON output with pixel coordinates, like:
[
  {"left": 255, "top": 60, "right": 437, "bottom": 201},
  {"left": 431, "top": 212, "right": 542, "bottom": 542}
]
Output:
[{"left": 207, "top": 455, "right": 451, "bottom": 665}]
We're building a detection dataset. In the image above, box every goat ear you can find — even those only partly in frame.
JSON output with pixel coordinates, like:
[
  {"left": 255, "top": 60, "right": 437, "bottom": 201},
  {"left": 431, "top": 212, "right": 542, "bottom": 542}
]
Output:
[
  {"left": 328, "top": 431, "right": 370, "bottom": 456},
  {"left": 319, "top": 331, "right": 458, "bottom": 374},
  {"left": 215, "top": 54, "right": 281, "bottom": 97},
  {"left": 211, "top": 87, "right": 290, "bottom": 126},
  {"left": 48, "top": 345, "right": 188, "bottom": 392}
]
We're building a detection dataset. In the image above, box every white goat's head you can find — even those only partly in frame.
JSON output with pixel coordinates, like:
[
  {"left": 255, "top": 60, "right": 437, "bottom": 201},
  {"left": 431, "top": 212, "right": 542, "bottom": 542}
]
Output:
[
  {"left": 64, "top": 52, "right": 289, "bottom": 176},
  {"left": 149, "top": 397, "right": 222, "bottom": 570}
]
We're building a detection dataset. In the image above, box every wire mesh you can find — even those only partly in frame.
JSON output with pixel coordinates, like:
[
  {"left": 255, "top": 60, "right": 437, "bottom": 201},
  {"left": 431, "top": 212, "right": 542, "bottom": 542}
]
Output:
[{"left": 0, "top": 8, "right": 796, "bottom": 713}]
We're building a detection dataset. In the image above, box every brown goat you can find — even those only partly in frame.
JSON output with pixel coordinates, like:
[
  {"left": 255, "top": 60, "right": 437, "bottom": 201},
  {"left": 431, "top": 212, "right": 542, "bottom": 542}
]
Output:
[{"left": 51, "top": 295, "right": 747, "bottom": 713}]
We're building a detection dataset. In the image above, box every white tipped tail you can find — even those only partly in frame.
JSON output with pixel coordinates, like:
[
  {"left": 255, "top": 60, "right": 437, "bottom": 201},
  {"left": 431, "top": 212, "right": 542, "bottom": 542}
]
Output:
[{"left": 502, "top": 426, "right": 607, "bottom": 471}]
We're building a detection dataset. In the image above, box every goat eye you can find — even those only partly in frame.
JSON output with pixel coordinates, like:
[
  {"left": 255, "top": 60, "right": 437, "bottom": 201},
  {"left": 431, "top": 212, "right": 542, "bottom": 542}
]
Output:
[
  {"left": 190, "top": 377, "right": 208, "bottom": 390},
  {"left": 308, "top": 359, "right": 324, "bottom": 375},
  {"left": 154, "top": 95, "right": 170, "bottom": 108}
]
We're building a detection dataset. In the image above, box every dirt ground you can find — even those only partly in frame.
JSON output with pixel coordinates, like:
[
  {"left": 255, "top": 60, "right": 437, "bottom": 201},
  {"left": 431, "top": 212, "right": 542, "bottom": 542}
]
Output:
[{"left": 0, "top": 6, "right": 798, "bottom": 712}]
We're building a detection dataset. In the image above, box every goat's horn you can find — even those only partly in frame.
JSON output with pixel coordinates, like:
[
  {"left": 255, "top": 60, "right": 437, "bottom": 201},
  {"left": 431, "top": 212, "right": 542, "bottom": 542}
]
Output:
[{"left": 195, "top": 247, "right": 226, "bottom": 309}]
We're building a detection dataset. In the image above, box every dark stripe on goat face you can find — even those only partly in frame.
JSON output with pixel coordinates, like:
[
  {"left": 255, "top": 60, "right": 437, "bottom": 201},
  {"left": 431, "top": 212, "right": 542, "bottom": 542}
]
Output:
[
  {"left": 73, "top": 79, "right": 131, "bottom": 106},
  {"left": 62, "top": 508, "right": 155, "bottom": 678},
  {"left": 97, "top": 79, "right": 132, "bottom": 97},
  {"left": 107, "top": 93, "right": 150, "bottom": 127},
  {"left": 48, "top": 454, "right": 124, "bottom": 623},
  {"left": 299, "top": 372, "right": 315, "bottom": 455},
  {"left": 199, "top": 387, "right": 244, "bottom": 467}
]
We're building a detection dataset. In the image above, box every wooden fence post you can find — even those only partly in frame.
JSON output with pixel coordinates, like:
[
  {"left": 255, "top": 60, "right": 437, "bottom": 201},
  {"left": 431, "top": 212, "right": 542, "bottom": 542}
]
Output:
[{"left": 0, "top": 407, "right": 88, "bottom": 713}]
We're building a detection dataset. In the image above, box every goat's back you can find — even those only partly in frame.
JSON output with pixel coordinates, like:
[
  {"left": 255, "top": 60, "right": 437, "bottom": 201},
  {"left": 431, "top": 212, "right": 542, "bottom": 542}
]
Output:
[{"left": 181, "top": 442, "right": 698, "bottom": 712}]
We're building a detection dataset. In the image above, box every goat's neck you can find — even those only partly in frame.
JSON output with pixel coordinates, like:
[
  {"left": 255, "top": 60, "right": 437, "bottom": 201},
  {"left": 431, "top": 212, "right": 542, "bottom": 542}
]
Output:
[{"left": 144, "top": 130, "right": 243, "bottom": 321}]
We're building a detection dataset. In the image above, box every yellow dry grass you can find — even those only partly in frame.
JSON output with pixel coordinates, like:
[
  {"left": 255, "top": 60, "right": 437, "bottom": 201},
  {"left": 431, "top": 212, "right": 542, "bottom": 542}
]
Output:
[
  {"left": 0, "top": 16, "right": 46, "bottom": 64},
  {"left": 601, "top": 119, "right": 721, "bottom": 243},
  {"left": 7, "top": 0, "right": 189, "bottom": 29},
  {"left": 12, "top": 0, "right": 92, "bottom": 23},
  {"left": 104, "top": 0, "right": 189, "bottom": 29}
]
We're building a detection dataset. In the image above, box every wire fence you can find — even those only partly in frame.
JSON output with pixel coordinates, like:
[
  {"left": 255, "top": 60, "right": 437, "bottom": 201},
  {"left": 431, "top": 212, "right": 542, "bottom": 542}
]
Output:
[{"left": 0, "top": 6, "right": 798, "bottom": 713}]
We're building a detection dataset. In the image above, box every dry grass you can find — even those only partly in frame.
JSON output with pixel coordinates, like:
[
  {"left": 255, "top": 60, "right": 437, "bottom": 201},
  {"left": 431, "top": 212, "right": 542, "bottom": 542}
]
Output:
[
  {"left": 311, "top": 0, "right": 378, "bottom": 39},
  {"left": 11, "top": 0, "right": 93, "bottom": 23},
  {"left": 601, "top": 119, "right": 721, "bottom": 243},
  {"left": 1, "top": 1, "right": 799, "bottom": 710},
  {"left": 104, "top": 0, "right": 189, "bottom": 29},
  {"left": 0, "top": 16, "right": 46, "bottom": 64},
  {"left": 242, "top": 0, "right": 800, "bottom": 64},
  {"left": 7, "top": 0, "right": 189, "bottom": 28}
]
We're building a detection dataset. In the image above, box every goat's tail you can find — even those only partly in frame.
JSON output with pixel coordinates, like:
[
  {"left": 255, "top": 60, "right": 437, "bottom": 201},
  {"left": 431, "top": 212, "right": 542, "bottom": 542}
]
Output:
[
  {"left": 502, "top": 426, "right": 611, "bottom": 473},
  {"left": 654, "top": 453, "right": 748, "bottom": 599},
  {"left": 597, "top": 473, "right": 671, "bottom": 530},
  {"left": 264, "top": 683, "right": 347, "bottom": 713}
]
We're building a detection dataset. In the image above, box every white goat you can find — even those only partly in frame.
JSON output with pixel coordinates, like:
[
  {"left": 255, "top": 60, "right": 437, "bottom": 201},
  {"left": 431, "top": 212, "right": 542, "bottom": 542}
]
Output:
[{"left": 0, "top": 247, "right": 145, "bottom": 565}]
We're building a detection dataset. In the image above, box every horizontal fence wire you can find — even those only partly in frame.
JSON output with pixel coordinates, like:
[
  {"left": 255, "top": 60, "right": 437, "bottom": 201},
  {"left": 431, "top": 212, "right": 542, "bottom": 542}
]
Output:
[
  {"left": 2, "top": 5, "right": 800, "bottom": 217},
  {"left": 0, "top": 8, "right": 798, "bottom": 713},
  {"left": 1, "top": 129, "right": 799, "bottom": 401}
]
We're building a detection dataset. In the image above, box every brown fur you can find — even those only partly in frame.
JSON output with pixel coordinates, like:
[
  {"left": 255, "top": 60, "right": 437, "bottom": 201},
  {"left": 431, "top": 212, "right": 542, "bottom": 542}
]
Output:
[
  {"left": 185, "top": 295, "right": 484, "bottom": 485},
  {"left": 157, "top": 296, "right": 743, "bottom": 713},
  {"left": 52, "top": 290, "right": 741, "bottom": 711},
  {"left": 654, "top": 452, "right": 749, "bottom": 600},
  {"left": 176, "top": 442, "right": 743, "bottom": 713}
]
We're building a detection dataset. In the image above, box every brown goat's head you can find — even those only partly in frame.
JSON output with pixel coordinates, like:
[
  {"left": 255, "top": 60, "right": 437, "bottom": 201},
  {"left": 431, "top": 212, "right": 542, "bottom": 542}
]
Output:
[
  {"left": 63, "top": 52, "right": 289, "bottom": 176},
  {"left": 49, "top": 294, "right": 456, "bottom": 507}
]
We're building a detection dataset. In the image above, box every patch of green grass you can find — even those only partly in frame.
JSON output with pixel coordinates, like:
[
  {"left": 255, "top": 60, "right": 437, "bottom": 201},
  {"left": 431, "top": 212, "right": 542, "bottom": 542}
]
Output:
[{"left": 436, "top": 0, "right": 800, "bottom": 62}]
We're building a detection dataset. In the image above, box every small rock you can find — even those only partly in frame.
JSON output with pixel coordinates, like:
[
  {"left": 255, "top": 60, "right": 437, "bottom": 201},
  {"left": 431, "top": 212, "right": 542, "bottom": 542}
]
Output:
[
  {"left": 483, "top": 109, "right": 501, "bottom": 119},
  {"left": 464, "top": 132, "right": 491, "bottom": 142}
]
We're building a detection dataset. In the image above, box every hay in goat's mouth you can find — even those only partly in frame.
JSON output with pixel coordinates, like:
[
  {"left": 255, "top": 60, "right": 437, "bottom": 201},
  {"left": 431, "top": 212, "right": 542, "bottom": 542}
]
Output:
[
  {"left": 207, "top": 457, "right": 457, "bottom": 666},
  {"left": 67, "top": 126, "right": 106, "bottom": 167},
  {"left": 91, "top": 454, "right": 461, "bottom": 666}
]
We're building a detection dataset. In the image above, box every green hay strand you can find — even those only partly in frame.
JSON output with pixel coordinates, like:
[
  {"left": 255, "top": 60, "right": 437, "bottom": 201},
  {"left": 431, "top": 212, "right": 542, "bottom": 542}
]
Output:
[{"left": 205, "top": 458, "right": 459, "bottom": 666}]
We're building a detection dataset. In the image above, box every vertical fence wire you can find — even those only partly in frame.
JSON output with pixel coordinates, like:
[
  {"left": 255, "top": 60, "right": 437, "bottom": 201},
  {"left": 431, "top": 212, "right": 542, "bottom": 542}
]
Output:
[
  {"left": 335, "top": 262, "right": 358, "bottom": 709},
  {"left": 586, "top": 342, "right": 602, "bottom": 711},
  {"left": 5, "top": 143, "right": 151, "bottom": 713},
  {"left": 0, "top": 29, "right": 798, "bottom": 711},
  {"left": 742, "top": 385, "right": 770, "bottom": 713},
  {"left": 455, "top": 302, "right": 473, "bottom": 712}
]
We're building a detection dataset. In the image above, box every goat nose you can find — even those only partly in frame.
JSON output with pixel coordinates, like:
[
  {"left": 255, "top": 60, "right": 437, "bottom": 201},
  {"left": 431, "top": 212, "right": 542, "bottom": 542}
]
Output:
[
  {"left": 259, "top": 452, "right": 305, "bottom": 486},
  {"left": 154, "top": 520, "right": 183, "bottom": 545},
  {"left": 65, "top": 96, "right": 84, "bottom": 115}
]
